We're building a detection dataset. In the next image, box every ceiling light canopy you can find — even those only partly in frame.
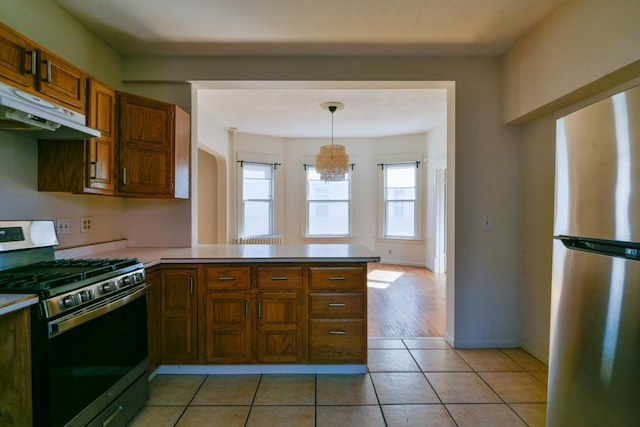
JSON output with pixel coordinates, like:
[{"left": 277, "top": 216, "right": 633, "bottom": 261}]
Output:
[{"left": 316, "top": 102, "right": 348, "bottom": 181}]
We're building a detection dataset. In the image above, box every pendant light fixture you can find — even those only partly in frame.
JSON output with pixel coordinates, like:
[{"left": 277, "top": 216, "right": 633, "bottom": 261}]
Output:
[{"left": 316, "top": 101, "right": 348, "bottom": 181}]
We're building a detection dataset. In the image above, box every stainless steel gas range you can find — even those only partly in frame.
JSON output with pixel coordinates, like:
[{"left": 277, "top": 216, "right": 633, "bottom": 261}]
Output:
[{"left": 0, "top": 220, "right": 149, "bottom": 427}]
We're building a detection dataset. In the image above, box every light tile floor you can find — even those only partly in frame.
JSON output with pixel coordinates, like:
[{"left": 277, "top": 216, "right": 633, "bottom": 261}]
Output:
[{"left": 128, "top": 338, "right": 548, "bottom": 427}]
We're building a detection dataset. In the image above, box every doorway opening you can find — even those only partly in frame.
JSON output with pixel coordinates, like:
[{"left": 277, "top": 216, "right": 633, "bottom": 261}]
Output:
[{"left": 194, "top": 80, "right": 454, "bottom": 342}]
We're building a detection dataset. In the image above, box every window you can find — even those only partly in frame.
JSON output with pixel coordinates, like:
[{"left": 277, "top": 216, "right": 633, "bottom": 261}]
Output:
[
  {"left": 382, "top": 162, "right": 419, "bottom": 239},
  {"left": 240, "top": 162, "right": 274, "bottom": 237},
  {"left": 306, "top": 166, "right": 351, "bottom": 236}
]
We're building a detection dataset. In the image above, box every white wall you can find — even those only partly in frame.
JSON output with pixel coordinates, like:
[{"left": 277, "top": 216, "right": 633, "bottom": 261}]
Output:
[{"left": 231, "top": 131, "right": 432, "bottom": 265}]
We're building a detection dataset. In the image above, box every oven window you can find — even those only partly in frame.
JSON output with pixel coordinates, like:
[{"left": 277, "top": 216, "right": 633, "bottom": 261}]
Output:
[{"left": 46, "top": 294, "right": 147, "bottom": 426}]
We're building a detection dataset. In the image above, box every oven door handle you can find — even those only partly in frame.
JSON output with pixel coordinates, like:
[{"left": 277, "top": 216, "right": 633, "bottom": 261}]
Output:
[{"left": 47, "top": 284, "right": 148, "bottom": 339}]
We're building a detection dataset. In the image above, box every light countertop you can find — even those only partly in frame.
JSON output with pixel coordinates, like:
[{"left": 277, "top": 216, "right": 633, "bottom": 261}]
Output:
[
  {"left": 0, "top": 293, "right": 39, "bottom": 317},
  {"left": 57, "top": 243, "right": 380, "bottom": 268}
]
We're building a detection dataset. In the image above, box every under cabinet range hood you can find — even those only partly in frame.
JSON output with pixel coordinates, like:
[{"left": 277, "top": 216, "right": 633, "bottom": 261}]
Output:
[{"left": 0, "top": 81, "right": 100, "bottom": 140}]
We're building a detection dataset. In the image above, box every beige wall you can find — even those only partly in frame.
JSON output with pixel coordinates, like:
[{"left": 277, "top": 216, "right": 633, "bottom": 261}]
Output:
[{"left": 503, "top": 0, "right": 640, "bottom": 124}]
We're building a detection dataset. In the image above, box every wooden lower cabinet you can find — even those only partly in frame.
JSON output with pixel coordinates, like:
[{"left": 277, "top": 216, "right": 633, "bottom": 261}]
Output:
[
  {"left": 152, "top": 262, "right": 367, "bottom": 366},
  {"left": 307, "top": 264, "right": 367, "bottom": 364},
  {"left": 0, "top": 307, "right": 32, "bottom": 427},
  {"left": 159, "top": 267, "right": 198, "bottom": 363},
  {"left": 205, "top": 291, "right": 251, "bottom": 363},
  {"left": 256, "top": 291, "right": 303, "bottom": 363}
]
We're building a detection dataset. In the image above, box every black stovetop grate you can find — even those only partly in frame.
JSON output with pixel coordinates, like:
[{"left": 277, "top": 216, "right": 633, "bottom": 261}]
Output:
[{"left": 0, "top": 258, "right": 140, "bottom": 292}]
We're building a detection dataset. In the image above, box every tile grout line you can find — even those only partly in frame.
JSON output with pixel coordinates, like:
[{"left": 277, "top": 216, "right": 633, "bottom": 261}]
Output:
[
  {"left": 172, "top": 374, "right": 209, "bottom": 427},
  {"left": 243, "top": 374, "right": 263, "bottom": 427}
]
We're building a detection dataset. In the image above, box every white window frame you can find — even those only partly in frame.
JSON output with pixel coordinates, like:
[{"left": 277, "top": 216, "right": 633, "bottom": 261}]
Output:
[
  {"left": 378, "top": 157, "right": 423, "bottom": 240},
  {"left": 303, "top": 164, "right": 354, "bottom": 238},
  {"left": 237, "top": 160, "right": 277, "bottom": 238}
]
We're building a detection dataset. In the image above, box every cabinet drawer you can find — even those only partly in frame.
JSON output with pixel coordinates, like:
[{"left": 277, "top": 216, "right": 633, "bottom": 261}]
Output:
[
  {"left": 308, "top": 319, "right": 366, "bottom": 363},
  {"left": 204, "top": 266, "right": 251, "bottom": 289},
  {"left": 309, "top": 292, "right": 364, "bottom": 316},
  {"left": 257, "top": 266, "right": 303, "bottom": 289},
  {"left": 309, "top": 266, "right": 365, "bottom": 290}
]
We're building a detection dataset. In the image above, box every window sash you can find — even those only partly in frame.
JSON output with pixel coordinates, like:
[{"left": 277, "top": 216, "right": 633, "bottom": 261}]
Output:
[
  {"left": 241, "top": 162, "right": 274, "bottom": 237},
  {"left": 383, "top": 163, "right": 418, "bottom": 239},
  {"left": 306, "top": 166, "right": 351, "bottom": 237}
]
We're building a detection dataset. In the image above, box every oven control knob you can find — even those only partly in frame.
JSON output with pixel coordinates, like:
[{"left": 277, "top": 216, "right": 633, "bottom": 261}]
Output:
[
  {"left": 63, "top": 294, "right": 81, "bottom": 308},
  {"left": 102, "top": 281, "right": 118, "bottom": 293},
  {"left": 78, "top": 290, "right": 93, "bottom": 302},
  {"left": 122, "top": 275, "right": 132, "bottom": 286}
]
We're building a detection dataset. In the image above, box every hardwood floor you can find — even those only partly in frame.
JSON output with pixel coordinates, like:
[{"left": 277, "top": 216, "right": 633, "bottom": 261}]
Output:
[{"left": 367, "top": 263, "right": 446, "bottom": 337}]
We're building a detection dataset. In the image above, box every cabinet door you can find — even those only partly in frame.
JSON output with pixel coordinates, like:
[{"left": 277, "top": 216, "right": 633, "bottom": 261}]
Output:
[
  {"left": 117, "top": 92, "right": 174, "bottom": 197},
  {"left": 0, "top": 307, "right": 33, "bottom": 427},
  {"left": 36, "top": 49, "right": 86, "bottom": 113},
  {"left": 160, "top": 268, "right": 198, "bottom": 362},
  {"left": 205, "top": 292, "right": 252, "bottom": 363},
  {"left": 0, "top": 23, "right": 35, "bottom": 87},
  {"left": 86, "top": 79, "right": 115, "bottom": 194},
  {"left": 257, "top": 292, "right": 303, "bottom": 363}
]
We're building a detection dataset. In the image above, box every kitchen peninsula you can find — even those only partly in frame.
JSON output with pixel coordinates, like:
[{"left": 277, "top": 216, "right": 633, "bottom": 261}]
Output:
[{"left": 59, "top": 243, "right": 379, "bottom": 374}]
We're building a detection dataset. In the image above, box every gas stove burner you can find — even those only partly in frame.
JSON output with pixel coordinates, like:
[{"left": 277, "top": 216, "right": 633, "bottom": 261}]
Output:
[{"left": 0, "top": 257, "right": 141, "bottom": 293}]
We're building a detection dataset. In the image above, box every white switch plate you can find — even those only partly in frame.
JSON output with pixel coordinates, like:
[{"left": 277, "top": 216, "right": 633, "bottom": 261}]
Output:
[
  {"left": 56, "top": 218, "right": 70, "bottom": 234},
  {"left": 81, "top": 216, "right": 93, "bottom": 233},
  {"left": 482, "top": 216, "right": 493, "bottom": 231}
]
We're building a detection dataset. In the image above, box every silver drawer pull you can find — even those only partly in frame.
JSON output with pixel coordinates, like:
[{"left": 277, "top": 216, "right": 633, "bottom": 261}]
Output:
[
  {"left": 328, "top": 276, "right": 346, "bottom": 280},
  {"left": 217, "top": 277, "right": 236, "bottom": 281},
  {"left": 328, "top": 303, "right": 346, "bottom": 307},
  {"left": 271, "top": 276, "right": 288, "bottom": 281},
  {"left": 329, "top": 330, "right": 347, "bottom": 335}
]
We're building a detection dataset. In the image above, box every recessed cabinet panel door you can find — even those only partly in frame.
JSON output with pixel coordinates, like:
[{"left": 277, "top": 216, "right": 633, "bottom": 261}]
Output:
[
  {"left": 160, "top": 269, "right": 197, "bottom": 362},
  {"left": 121, "top": 102, "right": 171, "bottom": 148},
  {"left": 37, "top": 49, "right": 86, "bottom": 113},
  {"left": 118, "top": 92, "right": 175, "bottom": 197},
  {"left": 257, "top": 292, "right": 302, "bottom": 363},
  {"left": 122, "top": 148, "right": 170, "bottom": 191},
  {"left": 205, "top": 292, "right": 251, "bottom": 363},
  {"left": 0, "top": 24, "right": 34, "bottom": 87}
]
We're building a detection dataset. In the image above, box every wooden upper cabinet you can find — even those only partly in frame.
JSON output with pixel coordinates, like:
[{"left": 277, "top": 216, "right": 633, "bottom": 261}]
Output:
[
  {"left": 116, "top": 92, "right": 190, "bottom": 199},
  {"left": 0, "top": 22, "right": 86, "bottom": 114},
  {"left": 0, "top": 23, "right": 35, "bottom": 88},
  {"left": 37, "top": 79, "right": 115, "bottom": 195},
  {"left": 36, "top": 49, "right": 86, "bottom": 113},
  {"left": 85, "top": 79, "right": 116, "bottom": 194}
]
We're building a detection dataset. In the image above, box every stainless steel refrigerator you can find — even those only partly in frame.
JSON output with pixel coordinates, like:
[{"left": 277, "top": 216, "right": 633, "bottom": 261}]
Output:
[{"left": 548, "top": 84, "right": 640, "bottom": 426}]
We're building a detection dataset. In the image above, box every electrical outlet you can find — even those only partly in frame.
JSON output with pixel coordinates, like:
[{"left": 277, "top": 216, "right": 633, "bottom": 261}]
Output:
[
  {"left": 56, "top": 218, "right": 70, "bottom": 234},
  {"left": 388, "top": 249, "right": 392, "bottom": 254},
  {"left": 81, "top": 217, "right": 93, "bottom": 233}
]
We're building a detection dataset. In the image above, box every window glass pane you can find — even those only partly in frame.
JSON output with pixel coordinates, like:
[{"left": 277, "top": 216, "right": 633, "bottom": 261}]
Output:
[
  {"left": 386, "top": 165, "right": 416, "bottom": 188},
  {"left": 306, "top": 166, "right": 351, "bottom": 236},
  {"left": 308, "top": 201, "right": 349, "bottom": 235},
  {"left": 243, "top": 201, "right": 271, "bottom": 236},
  {"left": 308, "top": 180, "right": 349, "bottom": 200},
  {"left": 385, "top": 201, "right": 415, "bottom": 237},
  {"left": 243, "top": 164, "right": 272, "bottom": 200},
  {"left": 385, "top": 188, "right": 416, "bottom": 200}
]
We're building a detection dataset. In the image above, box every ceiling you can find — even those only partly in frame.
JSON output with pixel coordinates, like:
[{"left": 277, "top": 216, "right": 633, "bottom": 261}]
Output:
[{"left": 54, "top": 0, "right": 568, "bottom": 138}]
